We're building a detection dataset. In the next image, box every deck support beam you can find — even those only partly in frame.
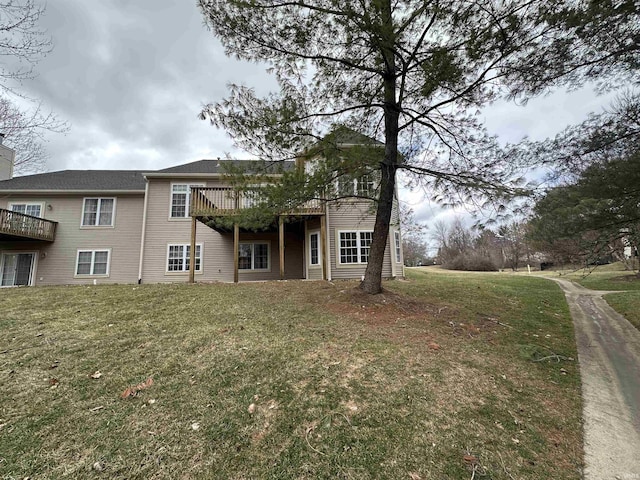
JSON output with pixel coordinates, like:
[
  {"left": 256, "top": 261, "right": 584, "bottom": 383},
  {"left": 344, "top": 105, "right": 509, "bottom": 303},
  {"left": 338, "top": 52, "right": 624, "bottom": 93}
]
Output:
[
  {"left": 320, "top": 215, "right": 327, "bottom": 281},
  {"left": 233, "top": 223, "right": 239, "bottom": 283},
  {"left": 189, "top": 216, "right": 196, "bottom": 284},
  {"left": 279, "top": 216, "right": 285, "bottom": 280}
]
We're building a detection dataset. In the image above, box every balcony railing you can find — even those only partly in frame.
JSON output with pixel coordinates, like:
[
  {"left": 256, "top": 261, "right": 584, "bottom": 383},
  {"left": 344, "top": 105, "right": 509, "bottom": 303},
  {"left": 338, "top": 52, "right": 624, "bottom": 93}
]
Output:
[
  {"left": 0, "top": 208, "right": 57, "bottom": 242},
  {"left": 190, "top": 186, "right": 324, "bottom": 217}
]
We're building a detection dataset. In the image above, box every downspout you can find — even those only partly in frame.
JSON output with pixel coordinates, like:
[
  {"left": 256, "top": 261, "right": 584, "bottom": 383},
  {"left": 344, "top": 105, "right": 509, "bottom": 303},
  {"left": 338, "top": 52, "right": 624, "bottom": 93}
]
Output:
[{"left": 137, "top": 179, "right": 150, "bottom": 284}]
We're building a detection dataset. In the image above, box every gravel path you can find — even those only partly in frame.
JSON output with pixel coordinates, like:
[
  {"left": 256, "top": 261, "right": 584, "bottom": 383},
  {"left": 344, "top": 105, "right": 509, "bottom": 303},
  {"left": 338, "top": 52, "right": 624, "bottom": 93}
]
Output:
[{"left": 548, "top": 277, "right": 640, "bottom": 480}]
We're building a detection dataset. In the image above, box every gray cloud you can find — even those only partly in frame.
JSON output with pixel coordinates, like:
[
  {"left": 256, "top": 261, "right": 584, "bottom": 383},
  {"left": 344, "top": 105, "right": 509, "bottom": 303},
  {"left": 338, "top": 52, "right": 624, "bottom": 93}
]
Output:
[
  {"left": 20, "top": 0, "right": 277, "bottom": 172},
  {"left": 12, "top": 1, "right": 616, "bottom": 230}
]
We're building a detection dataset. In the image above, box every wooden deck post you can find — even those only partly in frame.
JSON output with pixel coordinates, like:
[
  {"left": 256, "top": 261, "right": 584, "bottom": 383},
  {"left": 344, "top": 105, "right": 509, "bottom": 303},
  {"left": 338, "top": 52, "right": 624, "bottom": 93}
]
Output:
[
  {"left": 320, "top": 215, "right": 327, "bottom": 281},
  {"left": 189, "top": 216, "right": 196, "bottom": 283},
  {"left": 279, "top": 216, "right": 285, "bottom": 280},
  {"left": 233, "top": 223, "right": 239, "bottom": 283}
]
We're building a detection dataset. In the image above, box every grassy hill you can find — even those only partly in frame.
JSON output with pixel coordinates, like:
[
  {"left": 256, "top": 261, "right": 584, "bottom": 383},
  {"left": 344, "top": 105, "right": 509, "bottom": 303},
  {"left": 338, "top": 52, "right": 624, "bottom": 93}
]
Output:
[{"left": 0, "top": 271, "right": 582, "bottom": 479}]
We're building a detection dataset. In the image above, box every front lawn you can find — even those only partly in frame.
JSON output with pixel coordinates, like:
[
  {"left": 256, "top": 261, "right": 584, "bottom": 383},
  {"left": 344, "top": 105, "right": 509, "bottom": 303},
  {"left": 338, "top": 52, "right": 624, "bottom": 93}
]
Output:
[{"left": 0, "top": 271, "right": 582, "bottom": 479}]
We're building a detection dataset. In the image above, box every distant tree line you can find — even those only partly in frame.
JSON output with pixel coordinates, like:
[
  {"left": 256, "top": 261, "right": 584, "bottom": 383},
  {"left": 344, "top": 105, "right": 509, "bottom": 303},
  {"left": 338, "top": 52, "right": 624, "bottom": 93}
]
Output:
[{"left": 429, "top": 219, "right": 532, "bottom": 272}]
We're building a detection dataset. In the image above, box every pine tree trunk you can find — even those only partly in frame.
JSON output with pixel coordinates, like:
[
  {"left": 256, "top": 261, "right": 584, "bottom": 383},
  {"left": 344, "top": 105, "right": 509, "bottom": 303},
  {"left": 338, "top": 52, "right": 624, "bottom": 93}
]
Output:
[
  {"left": 359, "top": 159, "right": 398, "bottom": 294},
  {"left": 360, "top": 0, "right": 398, "bottom": 295}
]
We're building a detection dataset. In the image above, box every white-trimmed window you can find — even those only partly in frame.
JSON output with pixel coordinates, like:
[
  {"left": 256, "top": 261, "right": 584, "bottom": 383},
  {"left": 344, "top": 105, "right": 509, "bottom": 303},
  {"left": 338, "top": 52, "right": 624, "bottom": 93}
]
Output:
[
  {"left": 356, "top": 173, "right": 376, "bottom": 197},
  {"left": 336, "top": 172, "right": 378, "bottom": 198},
  {"left": 9, "top": 202, "right": 43, "bottom": 217},
  {"left": 394, "top": 230, "right": 402, "bottom": 263},
  {"left": 239, "top": 242, "right": 270, "bottom": 271},
  {"left": 76, "top": 250, "right": 110, "bottom": 276},
  {"left": 82, "top": 198, "right": 115, "bottom": 226},
  {"left": 309, "top": 231, "right": 320, "bottom": 266},
  {"left": 167, "top": 244, "right": 202, "bottom": 272},
  {"left": 339, "top": 230, "right": 373, "bottom": 264},
  {"left": 170, "top": 184, "right": 203, "bottom": 218},
  {"left": 337, "top": 176, "right": 355, "bottom": 197}
]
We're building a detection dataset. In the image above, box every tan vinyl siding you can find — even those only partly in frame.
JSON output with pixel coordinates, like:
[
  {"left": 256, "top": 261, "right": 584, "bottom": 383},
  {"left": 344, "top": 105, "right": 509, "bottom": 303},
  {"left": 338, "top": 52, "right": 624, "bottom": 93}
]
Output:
[
  {"left": 141, "top": 178, "right": 234, "bottom": 283},
  {"left": 237, "top": 232, "right": 304, "bottom": 281},
  {"left": 326, "top": 200, "right": 394, "bottom": 280},
  {"left": 140, "top": 178, "right": 305, "bottom": 283},
  {"left": 1, "top": 173, "right": 396, "bottom": 285},
  {"left": 0, "top": 194, "right": 144, "bottom": 285},
  {"left": 390, "top": 189, "right": 404, "bottom": 277}
]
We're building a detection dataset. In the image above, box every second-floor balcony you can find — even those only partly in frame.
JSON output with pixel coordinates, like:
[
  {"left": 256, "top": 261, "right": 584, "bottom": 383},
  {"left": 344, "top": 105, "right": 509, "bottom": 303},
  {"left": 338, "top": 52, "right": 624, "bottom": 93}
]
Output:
[
  {"left": 0, "top": 208, "right": 57, "bottom": 242},
  {"left": 190, "top": 186, "right": 324, "bottom": 218}
]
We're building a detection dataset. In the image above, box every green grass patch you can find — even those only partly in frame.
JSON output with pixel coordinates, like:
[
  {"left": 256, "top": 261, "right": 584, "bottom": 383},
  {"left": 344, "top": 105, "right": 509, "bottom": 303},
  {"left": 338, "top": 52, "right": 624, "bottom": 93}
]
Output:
[
  {"left": 0, "top": 273, "right": 582, "bottom": 479},
  {"left": 603, "top": 292, "right": 640, "bottom": 331},
  {"left": 538, "top": 262, "right": 640, "bottom": 291}
]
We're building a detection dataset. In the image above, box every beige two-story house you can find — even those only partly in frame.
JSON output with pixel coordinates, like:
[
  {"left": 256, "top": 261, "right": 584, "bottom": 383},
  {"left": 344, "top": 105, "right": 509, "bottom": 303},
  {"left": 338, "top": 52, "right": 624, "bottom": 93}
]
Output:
[{"left": 0, "top": 141, "right": 404, "bottom": 287}]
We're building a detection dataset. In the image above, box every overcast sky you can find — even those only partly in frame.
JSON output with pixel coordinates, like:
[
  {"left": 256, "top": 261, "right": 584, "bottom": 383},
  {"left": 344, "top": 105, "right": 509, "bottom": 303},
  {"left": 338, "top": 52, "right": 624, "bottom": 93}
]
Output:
[{"left": 15, "top": 1, "right": 616, "bottom": 229}]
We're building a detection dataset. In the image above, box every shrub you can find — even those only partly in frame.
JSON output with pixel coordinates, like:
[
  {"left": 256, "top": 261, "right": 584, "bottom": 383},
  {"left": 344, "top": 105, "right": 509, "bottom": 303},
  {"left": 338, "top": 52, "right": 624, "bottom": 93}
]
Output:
[{"left": 443, "top": 253, "right": 498, "bottom": 272}]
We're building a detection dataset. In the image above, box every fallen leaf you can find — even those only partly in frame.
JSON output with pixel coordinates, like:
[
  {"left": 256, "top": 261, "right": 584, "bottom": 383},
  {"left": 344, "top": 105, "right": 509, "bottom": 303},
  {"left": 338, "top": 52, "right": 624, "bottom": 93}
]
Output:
[
  {"left": 121, "top": 387, "right": 134, "bottom": 398},
  {"left": 90, "top": 371, "right": 102, "bottom": 379},
  {"left": 428, "top": 342, "right": 440, "bottom": 350},
  {"left": 248, "top": 403, "right": 256, "bottom": 414},
  {"left": 120, "top": 377, "right": 154, "bottom": 399},
  {"left": 49, "top": 378, "right": 59, "bottom": 387},
  {"left": 409, "top": 473, "right": 422, "bottom": 480},
  {"left": 463, "top": 454, "right": 478, "bottom": 464}
]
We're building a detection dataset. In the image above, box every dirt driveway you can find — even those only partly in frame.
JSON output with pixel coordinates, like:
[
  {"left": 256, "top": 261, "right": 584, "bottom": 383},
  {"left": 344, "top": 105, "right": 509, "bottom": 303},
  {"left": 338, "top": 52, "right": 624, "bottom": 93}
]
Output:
[{"left": 548, "top": 277, "right": 640, "bottom": 480}]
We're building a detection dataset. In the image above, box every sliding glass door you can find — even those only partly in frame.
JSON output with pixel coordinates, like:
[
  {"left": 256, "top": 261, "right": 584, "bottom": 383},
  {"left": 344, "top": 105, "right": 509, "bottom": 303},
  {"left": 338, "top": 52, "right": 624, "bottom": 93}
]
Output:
[{"left": 1, "top": 253, "right": 36, "bottom": 286}]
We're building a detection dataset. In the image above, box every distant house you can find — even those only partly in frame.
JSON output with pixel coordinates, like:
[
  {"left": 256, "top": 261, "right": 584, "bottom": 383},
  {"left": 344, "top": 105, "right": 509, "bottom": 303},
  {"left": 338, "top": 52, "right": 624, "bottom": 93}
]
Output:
[{"left": 0, "top": 134, "right": 404, "bottom": 287}]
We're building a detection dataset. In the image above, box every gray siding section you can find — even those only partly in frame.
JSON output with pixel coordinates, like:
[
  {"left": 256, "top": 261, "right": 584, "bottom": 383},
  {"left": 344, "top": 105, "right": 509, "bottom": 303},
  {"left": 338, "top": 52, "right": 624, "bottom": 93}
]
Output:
[
  {"left": 326, "top": 200, "right": 394, "bottom": 280},
  {"left": 307, "top": 265, "right": 323, "bottom": 280},
  {"left": 0, "top": 194, "right": 144, "bottom": 285}
]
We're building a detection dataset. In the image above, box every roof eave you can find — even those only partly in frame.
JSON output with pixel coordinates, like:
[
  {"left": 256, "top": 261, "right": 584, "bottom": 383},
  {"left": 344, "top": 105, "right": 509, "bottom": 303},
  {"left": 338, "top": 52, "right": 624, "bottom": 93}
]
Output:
[
  {"left": 143, "top": 172, "right": 285, "bottom": 179},
  {"left": 0, "top": 189, "right": 146, "bottom": 195}
]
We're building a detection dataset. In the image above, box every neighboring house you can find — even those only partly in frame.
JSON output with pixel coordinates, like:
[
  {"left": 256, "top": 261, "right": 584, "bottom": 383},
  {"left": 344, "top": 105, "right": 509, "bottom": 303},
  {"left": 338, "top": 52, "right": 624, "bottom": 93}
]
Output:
[{"left": 0, "top": 138, "right": 404, "bottom": 287}]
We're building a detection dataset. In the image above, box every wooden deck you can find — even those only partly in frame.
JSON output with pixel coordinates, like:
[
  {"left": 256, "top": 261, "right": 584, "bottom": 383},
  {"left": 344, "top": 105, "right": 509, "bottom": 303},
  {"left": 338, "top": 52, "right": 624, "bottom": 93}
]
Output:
[
  {"left": 0, "top": 208, "right": 57, "bottom": 242},
  {"left": 187, "top": 186, "right": 327, "bottom": 284},
  {"left": 189, "top": 186, "right": 324, "bottom": 218}
]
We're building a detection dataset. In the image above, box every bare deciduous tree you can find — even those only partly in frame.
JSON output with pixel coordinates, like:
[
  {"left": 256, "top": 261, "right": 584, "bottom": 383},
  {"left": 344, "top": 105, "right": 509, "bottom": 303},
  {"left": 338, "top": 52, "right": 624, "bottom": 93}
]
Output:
[
  {"left": 0, "top": 0, "right": 52, "bottom": 90},
  {"left": 0, "top": 1, "right": 66, "bottom": 174}
]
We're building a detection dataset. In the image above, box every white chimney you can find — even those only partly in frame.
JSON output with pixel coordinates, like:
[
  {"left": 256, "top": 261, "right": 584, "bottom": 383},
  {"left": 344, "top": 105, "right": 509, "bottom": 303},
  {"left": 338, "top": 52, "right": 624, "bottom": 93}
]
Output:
[{"left": 0, "top": 133, "right": 15, "bottom": 181}]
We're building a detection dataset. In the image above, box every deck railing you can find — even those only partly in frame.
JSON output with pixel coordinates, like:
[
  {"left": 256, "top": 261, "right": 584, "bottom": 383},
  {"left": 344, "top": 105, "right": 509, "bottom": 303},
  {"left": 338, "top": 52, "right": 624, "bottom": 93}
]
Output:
[
  {"left": 190, "top": 186, "right": 324, "bottom": 217},
  {"left": 0, "top": 208, "right": 57, "bottom": 241}
]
